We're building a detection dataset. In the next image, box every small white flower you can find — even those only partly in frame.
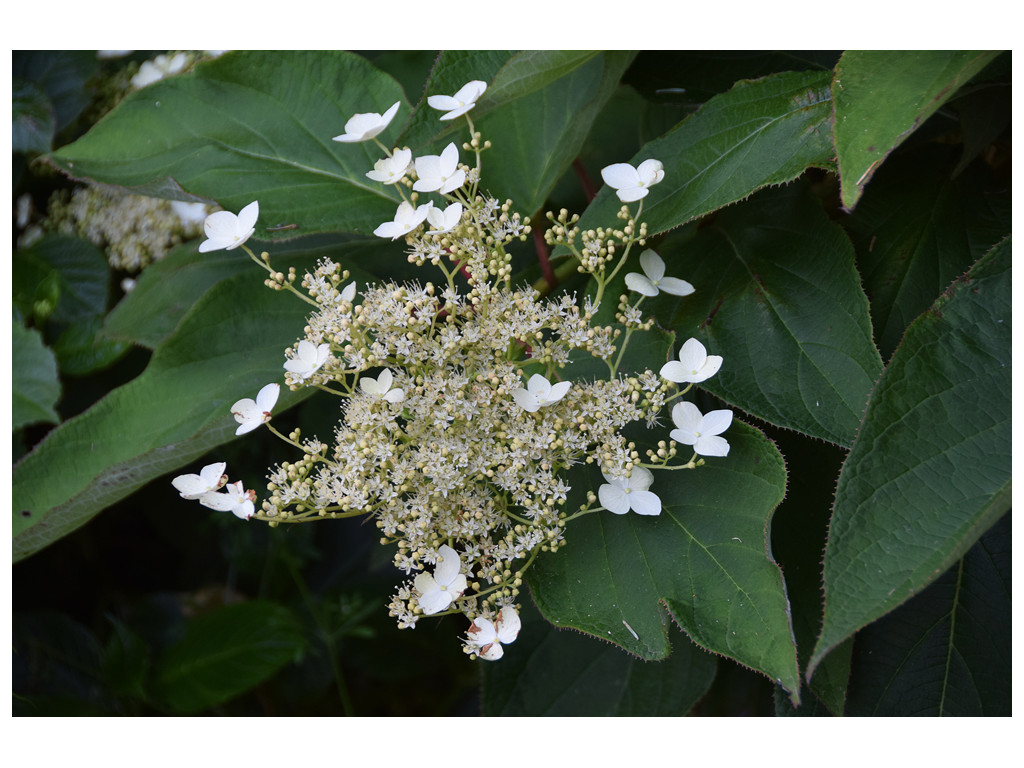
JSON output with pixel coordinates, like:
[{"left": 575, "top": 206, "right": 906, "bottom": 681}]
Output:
[
  {"left": 171, "top": 462, "right": 227, "bottom": 499},
  {"left": 598, "top": 467, "right": 662, "bottom": 516},
  {"left": 131, "top": 52, "right": 188, "bottom": 89},
  {"left": 366, "top": 148, "right": 412, "bottom": 184},
  {"left": 426, "top": 202, "right": 464, "bottom": 234},
  {"left": 332, "top": 101, "right": 401, "bottom": 143},
  {"left": 198, "top": 480, "right": 256, "bottom": 521},
  {"left": 230, "top": 383, "right": 280, "bottom": 435},
  {"left": 340, "top": 281, "right": 357, "bottom": 303},
  {"left": 373, "top": 201, "right": 434, "bottom": 240},
  {"left": 284, "top": 340, "right": 330, "bottom": 380},
  {"left": 513, "top": 374, "right": 571, "bottom": 413},
  {"left": 467, "top": 606, "right": 522, "bottom": 661},
  {"left": 170, "top": 201, "right": 209, "bottom": 228},
  {"left": 198, "top": 201, "right": 258, "bottom": 253},
  {"left": 660, "top": 338, "right": 723, "bottom": 384},
  {"left": 427, "top": 80, "right": 487, "bottom": 121},
  {"left": 414, "top": 545, "right": 468, "bottom": 615},
  {"left": 625, "top": 249, "right": 695, "bottom": 298},
  {"left": 413, "top": 143, "right": 466, "bottom": 195},
  {"left": 600, "top": 159, "right": 665, "bottom": 203},
  {"left": 359, "top": 369, "right": 405, "bottom": 403},
  {"left": 669, "top": 402, "right": 733, "bottom": 457}
]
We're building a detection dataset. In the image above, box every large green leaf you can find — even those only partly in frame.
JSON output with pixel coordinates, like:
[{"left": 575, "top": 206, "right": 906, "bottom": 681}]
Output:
[
  {"left": 152, "top": 601, "right": 305, "bottom": 714},
  {"left": 808, "top": 237, "right": 1011, "bottom": 678},
  {"left": 832, "top": 50, "right": 1000, "bottom": 210},
  {"left": 845, "top": 145, "right": 1011, "bottom": 361},
  {"left": 481, "top": 598, "right": 716, "bottom": 715},
  {"left": 12, "top": 269, "right": 314, "bottom": 562},
  {"left": 12, "top": 323, "right": 61, "bottom": 430},
  {"left": 652, "top": 182, "right": 883, "bottom": 448},
  {"left": 49, "top": 51, "right": 406, "bottom": 237},
  {"left": 15, "top": 234, "right": 109, "bottom": 325},
  {"left": 528, "top": 421, "right": 800, "bottom": 703},
  {"left": 844, "top": 512, "right": 1010, "bottom": 716},
  {"left": 559, "top": 68, "right": 836, "bottom": 250}
]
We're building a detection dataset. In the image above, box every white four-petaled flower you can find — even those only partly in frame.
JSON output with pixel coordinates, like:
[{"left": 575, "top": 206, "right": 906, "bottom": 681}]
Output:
[
  {"left": 284, "top": 340, "right": 330, "bottom": 380},
  {"left": 373, "top": 201, "right": 434, "bottom": 240},
  {"left": 198, "top": 480, "right": 257, "bottom": 520},
  {"left": 171, "top": 462, "right": 227, "bottom": 499},
  {"left": 332, "top": 101, "right": 401, "bottom": 143},
  {"left": 427, "top": 202, "right": 464, "bottom": 234},
  {"left": 366, "top": 148, "right": 412, "bottom": 184},
  {"left": 513, "top": 374, "right": 571, "bottom": 413},
  {"left": 414, "top": 545, "right": 468, "bottom": 615},
  {"left": 413, "top": 143, "right": 466, "bottom": 195},
  {"left": 660, "top": 338, "right": 723, "bottom": 384},
  {"left": 600, "top": 159, "right": 665, "bottom": 203},
  {"left": 467, "top": 606, "right": 522, "bottom": 661},
  {"left": 669, "top": 402, "right": 733, "bottom": 457},
  {"left": 359, "top": 369, "right": 405, "bottom": 403},
  {"left": 598, "top": 467, "right": 662, "bottom": 516},
  {"left": 198, "top": 201, "right": 258, "bottom": 252},
  {"left": 427, "top": 80, "right": 487, "bottom": 121},
  {"left": 625, "top": 249, "right": 695, "bottom": 298},
  {"left": 231, "top": 383, "right": 280, "bottom": 435}
]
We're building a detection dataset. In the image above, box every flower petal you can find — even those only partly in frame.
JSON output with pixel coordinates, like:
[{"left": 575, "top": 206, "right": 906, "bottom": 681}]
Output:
[
  {"left": 695, "top": 435, "right": 730, "bottom": 457},
  {"left": 656, "top": 276, "right": 695, "bottom": 297},
  {"left": 630, "top": 490, "right": 662, "bottom": 516},
  {"left": 671, "top": 401, "right": 703, "bottom": 432},
  {"left": 600, "top": 163, "right": 639, "bottom": 189},
  {"left": 701, "top": 408, "right": 734, "bottom": 436},
  {"left": 625, "top": 272, "right": 658, "bottom": 296},
  {"left": 598, "top": 483, "right": 629, "bottom": 514},
  {"left": 659, "top": 360, "right": 688, "bottom": 383},
  {"left": 434, "top": 545, "right": 462, "bottom": 586},
  {"left": 639, "top": 249, "right": 665, "bottom": 281},
  {"left": 237, "top": 201, "right": 259, "bottom": 232}
]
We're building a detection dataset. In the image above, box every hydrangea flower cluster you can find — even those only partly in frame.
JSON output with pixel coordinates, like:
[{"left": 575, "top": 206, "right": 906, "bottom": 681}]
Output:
[{"left": 174, "top": 79, "right": 734, "bottom": 661}]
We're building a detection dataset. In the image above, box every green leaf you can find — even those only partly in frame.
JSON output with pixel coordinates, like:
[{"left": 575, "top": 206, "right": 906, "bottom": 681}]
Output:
[
  {"left": 845, "top": 145, "right": 1011, "bottom": 361},
  {"left": 12, "top": 323, "right": 61, "bottom": 429},
  {"left": 152, "top": 601, "right": 305, "bottom": 714},
  {"left": 528, "top": 421, "right": 800, "bottom": 703},
  {"left": 13, "top": 50, "right": 99, "bottom": 133},
  {"left": 481, "top": 598, "right": 716, "bottom": 715},
  {"left": 52, "top": 317, "right": 131, "bottom": 376},
  {"left": 13, "top": 79, "right": 56, "bottom": 155},
  {"left": 808, "top": 236, "right": 1011, "bottom": 678},
  {"left": 561, "top": 69, "right": 836, "bottom": 249},
  {"left": 844, "top": 512, "right": 1010, "bottom": 716},
  {"left": 652, "top": 182, "right": 883, "bottom": 448},
  {"left": 50, "top": 51, "right": 406, "bottom": 237},
  {"left": 832, "top": 50, "right": 1000, "bottom": 210},
  {"left": 12, "top": 269, "right": 313, "bottom": 562},
  {"left": 16, "top": 234, "right": 110, "bottom": 325}
]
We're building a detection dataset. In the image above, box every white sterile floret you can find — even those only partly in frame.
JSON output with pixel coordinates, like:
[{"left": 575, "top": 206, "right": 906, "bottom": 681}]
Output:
[
  {"left": 625, "top": 249, "right": 695, "bottom": 298},
  {"left": 660, "top": 338, "right": 723, "bottom": 384},
  {"left": 340, "top": 281, "right": 357, "bottom": 303},
  {"left": 600, "top": 159, "right": 665, "bottom": 203},
  {"left": 467, "top": 606, "right": 522, "bottom": 661},
  {"left": 131, "top": 52, "right": 188, "bottom": 89},
  {"left": 171, "top": 462, "right": 227, "bottom": 499},
  {"left": 198, "top": 201, "right": 258, "bottom": 252},
  {"left": 598, "top": 467, "right": 662, "bottom": 516},
  {"left": 231, "top": 383, "right": 280, "bottom": 435},
  {"left": 199, "top": 480, "right": 257, "bottom": 520},
  {"left": 414, "top": 545, "right": 468, "bottom": 615},
  {"left": 427, "top": 202, "right": 463, "bottom": 234},
  {"left": 332, "top": 101, "right": 401, "bottom": 143},
  {"left": 669, "top": 402, "right": 733, "bottom": 457},
  {"left": 427, "top": 80, "right": 487, "bottom": 121},
  {"left": 366, "top": 148, "right": 412, "bottom": 184},
  {"left": 359, "top": 369, "right": 405, "bottom": 403},
  {"left": 512, "top": 374, "right": 571, "bottom": 413},
  {"left": 413, "top": 143, "right": 466, "bottom": 195},
  {"left": 284, "top": 340, "right": 330, "bottom": 380},
  {"left": 373, "top": 201, "right": 434, "bottom": 240}
]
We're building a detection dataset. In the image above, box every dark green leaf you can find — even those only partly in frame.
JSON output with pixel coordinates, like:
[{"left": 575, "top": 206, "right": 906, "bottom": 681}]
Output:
[
  {"left": 653, "top": 182, "right": 883, "bottom": 448},
  {"left": 16, "top": 234, "right": 110, "bottom": 325},
  {"left": 52, "top": 317, "right": 131, "bottom": 376},
  {"left": 481, "top": 598, "right": 716, "bottom": 715},
  {"left": 832, "top": 50, "right": 1000, "bottom": 210},
  {"left": 50, "top": 51, "right": 406, "bottom": 237},
  {"left": 12, "top": 323, "right": 61, "bottom": 429},
  {"left": 845, "top": 145, "right": 1011, "bottom": 360},
  {"left": 13, "top": 50, "right": 100, "bottom": 133},
  {"left": 528, "top": 421, "right": 800, "bottom": 703},
  {"left": 13, "top": 79, "right": 56, "bottom": 154},
  {"left": 845, "top": 512, "right": 1010, "bottom": 716},
  {"left": 809, "top": 237, "right": 1011, "bottom": 678},
  {"left": 562, "top": 69, "right": 836, "bottom": 249},
  {"left": 152, "top": 601, "right": 305, "bottom": 713}
]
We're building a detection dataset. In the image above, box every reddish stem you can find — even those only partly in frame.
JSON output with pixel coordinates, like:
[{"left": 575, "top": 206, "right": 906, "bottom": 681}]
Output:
[
  {"left": 573, "top": 159, "right": 598, "bottom": 202},
  {"left": 533, "top": 226, "right": 557, "bottom": 291}
]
